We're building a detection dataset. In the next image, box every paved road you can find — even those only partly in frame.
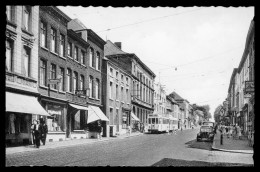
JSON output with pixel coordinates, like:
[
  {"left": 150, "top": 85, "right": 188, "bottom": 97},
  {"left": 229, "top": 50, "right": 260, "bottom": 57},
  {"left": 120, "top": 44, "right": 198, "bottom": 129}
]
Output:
[{"left": 6, "top": 128, "right": 253, "bottom": 166}]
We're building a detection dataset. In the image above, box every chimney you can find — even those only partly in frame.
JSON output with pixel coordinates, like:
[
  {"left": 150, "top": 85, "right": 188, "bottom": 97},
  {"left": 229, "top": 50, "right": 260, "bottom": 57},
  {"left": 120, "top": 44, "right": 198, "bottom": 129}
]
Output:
[{"left": 114, "top": 42, "right": 122, "bottom": 49}]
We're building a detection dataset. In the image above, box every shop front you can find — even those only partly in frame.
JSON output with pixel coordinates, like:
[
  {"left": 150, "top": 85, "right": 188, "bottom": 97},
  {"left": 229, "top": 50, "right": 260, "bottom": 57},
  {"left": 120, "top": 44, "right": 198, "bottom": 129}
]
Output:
[
  {"left": 38, "top": 99, "right": 67, "bottom": 142},
  {"left": 67, "top": 103, "right": 89, "bottom": 139},
  {"left": 6, "top": 92, "right": 50, "bottom": 147}
]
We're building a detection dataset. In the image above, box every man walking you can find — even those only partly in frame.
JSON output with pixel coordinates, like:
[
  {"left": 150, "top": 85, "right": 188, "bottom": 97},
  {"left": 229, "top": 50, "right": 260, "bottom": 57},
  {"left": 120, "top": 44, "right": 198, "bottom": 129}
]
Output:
[{"left": 40, "top": 118, "right": 48, "bottom": 145}]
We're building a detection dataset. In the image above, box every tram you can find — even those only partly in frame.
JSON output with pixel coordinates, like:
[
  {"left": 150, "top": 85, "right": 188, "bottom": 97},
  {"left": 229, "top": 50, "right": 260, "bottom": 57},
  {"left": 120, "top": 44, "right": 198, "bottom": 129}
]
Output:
[
  {"left": 169, "top": 116, "right": 178, "bottom": 132},
  {"left": 148, "top": 113, "right": 169, "bottom": 133}
]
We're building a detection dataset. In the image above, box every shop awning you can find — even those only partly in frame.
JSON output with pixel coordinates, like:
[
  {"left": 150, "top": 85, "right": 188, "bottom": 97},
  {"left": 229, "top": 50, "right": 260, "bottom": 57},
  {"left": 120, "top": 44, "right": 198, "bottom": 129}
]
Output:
[
  {"left": 131, "top": 112, "right": 140, "bottom": 121},
  {"left": 69, "top": 103, "right": 89, "bottom": 111},
  {"left": 6, "top": 92, "right": 50, "bottom": 116},
  {"left": 87, "top": 105, "right": 109, "bottom": 124}
]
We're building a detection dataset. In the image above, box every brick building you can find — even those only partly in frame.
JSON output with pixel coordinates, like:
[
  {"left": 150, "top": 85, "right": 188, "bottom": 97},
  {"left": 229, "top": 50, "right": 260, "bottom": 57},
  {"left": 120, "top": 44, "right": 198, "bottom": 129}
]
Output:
[
  {"left": 105, "top": 41, "right": 155, "bottom": 129},
  {"left": 6, "top": 6, "right": 50, "bottom": 146}
]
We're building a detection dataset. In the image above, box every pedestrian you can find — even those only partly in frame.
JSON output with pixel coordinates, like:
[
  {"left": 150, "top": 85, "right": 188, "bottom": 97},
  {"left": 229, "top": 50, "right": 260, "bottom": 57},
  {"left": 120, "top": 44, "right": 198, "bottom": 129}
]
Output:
[
  {"left": 232, "top": 125, "right": 236, "bottom": 139},
  {"left": 40, "top": 118, "right": 48, "bottom": 145},
  {"left": 226, "top": 126, "right": 229, "bottom": 138},
  {"left": 97, "top": 120, "right": 102, "bottom": 139},
  {"left": 33, "top": 120, "right": 41, "bottom": 148},
  {"left": 31, "top": 119, "right": 37, "bottom": 147},
  {"left": 237, "top": 125, "right": 241, "bottom": 140},
  {"left": 128, "top": 125, "right": 131, "bottom": 136},
  {"left": 229, "top": 125, "right": 233, "bottom": 138}
]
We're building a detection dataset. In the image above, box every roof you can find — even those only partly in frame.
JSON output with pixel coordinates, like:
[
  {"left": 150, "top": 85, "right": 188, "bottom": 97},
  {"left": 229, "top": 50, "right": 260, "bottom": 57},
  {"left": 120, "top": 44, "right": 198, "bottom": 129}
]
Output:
[
  {"left": 105, "top": 40, "right": 156, "bottom": 77},
  {"left": 169, "top": 91, "right": 184, "bottom": 101},
  {"left": 87, "top": 29, "right": 106, "bottom": 46},
  {"left": 104, "top": 40, "right": 128, "bottom": 56},
  {"left": 166, "top": 95, "right": 179, "bottom": 105}
]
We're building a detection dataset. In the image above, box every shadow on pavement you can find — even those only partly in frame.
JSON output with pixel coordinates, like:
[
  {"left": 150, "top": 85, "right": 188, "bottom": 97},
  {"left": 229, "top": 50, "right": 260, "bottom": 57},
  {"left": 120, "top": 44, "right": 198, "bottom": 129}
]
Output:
[
  {"left": 151, "top": 158, "right": 253, "bottom": 167},
  {"left": 185, "top": 139, "right": 213, "bottom": 151}
]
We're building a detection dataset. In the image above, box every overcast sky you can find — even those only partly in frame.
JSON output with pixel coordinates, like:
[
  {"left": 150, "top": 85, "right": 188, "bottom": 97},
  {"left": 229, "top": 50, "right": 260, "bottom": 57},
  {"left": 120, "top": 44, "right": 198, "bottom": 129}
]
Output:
[{"left": 58, "top": 6, "right": 254, "bottom": 117}]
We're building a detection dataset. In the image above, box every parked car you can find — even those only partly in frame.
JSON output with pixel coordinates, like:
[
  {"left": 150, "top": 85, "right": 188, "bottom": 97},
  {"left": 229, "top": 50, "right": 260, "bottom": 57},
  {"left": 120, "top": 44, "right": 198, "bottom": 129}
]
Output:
[{"left": 197, "top": 125, "right": 215, "bottom": 142}]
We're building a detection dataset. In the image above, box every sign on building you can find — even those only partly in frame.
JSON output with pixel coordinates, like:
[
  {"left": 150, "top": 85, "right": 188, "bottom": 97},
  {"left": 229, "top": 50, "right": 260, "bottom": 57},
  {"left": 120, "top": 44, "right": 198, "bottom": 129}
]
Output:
[{"left": 244, "top": 81, "right": 254, "bottom": 94}]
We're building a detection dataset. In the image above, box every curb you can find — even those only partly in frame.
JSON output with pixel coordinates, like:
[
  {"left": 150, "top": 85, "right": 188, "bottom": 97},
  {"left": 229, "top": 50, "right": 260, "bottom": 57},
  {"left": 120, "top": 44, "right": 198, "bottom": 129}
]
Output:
[
  {"left": 211, "top": 135, "right": 253, "bottom": 154},
  {"left": 6, "top": 133, "right": 144, "bottom": 155}
]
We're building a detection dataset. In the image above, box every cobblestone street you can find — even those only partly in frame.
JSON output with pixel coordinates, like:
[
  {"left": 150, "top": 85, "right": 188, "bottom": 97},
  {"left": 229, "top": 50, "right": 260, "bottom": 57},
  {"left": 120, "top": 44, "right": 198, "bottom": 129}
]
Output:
[{"left": 5, "top": 129, "right": 253, "bottom": 166}]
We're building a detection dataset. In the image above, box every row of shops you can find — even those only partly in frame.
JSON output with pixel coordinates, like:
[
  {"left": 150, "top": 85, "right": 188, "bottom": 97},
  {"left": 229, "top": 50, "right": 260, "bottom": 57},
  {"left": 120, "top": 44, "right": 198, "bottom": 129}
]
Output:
[{"left": 5, "top": 90, "right": 111, "bottom": 147}]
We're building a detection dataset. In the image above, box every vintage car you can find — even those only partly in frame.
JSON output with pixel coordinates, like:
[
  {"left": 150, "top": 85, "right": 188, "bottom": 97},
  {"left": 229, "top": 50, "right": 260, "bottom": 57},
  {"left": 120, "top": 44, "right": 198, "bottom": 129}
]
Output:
[{"left": 197, "top": 125, "right": 215, "bottom": 142}]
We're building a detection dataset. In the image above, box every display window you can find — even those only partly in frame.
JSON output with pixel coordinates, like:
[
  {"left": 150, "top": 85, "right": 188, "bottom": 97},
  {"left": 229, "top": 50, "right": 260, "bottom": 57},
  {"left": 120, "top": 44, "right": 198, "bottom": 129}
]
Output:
[
  {"left": 5, "top": 112, "right": 31, "bottom": 135},
  {"left": 46, "top": 104, "right": 64, "bottom": 132}
]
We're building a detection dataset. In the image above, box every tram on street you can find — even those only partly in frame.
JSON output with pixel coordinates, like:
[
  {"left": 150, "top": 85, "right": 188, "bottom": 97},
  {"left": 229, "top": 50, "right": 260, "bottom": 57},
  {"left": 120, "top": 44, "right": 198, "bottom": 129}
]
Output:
[
  {"left": 148, "top": 113, "right": 169, "bottom": 133},
  {"left": 169, "top": 116, "right": 178, "bottom": 132}
]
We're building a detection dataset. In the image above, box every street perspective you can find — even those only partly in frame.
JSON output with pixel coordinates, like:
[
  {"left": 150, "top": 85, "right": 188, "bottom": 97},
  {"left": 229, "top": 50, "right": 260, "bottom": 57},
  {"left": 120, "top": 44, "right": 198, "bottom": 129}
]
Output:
[{"left": 5, "top": 6, "right": 254, "bottom": 167}]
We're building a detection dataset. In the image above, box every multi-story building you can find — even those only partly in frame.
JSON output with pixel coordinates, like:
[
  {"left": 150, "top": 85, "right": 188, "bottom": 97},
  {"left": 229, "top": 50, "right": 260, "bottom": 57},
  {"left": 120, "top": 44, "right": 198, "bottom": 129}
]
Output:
[
  {"left": 102, "top": 55, "right": 132, "bottom": 136},
  {"left": 37, "top": 7, "right": 108, "bottom": 142},
  {"left": 166, "top": 95, "right": 179, "bottom": 129},
  {"left": 6, "top": 6, "right": 50, "bottom": 146},
  {"left": 154, "top": 82, "right": 167, "bottom": 117},
  {"left": 104, "top": 40, "right": 156, "bottom": 129},
  {"left": 66, "top": 19, "right": 108, "bottom": 138},
  {"left": 227, "top": 68, "right": 238, "bottom": 126},
  {"left": 168, "top": 91, "right": 190, "bottom": 129},
  {"left": 38, "top": 6, "right": 72, "bottom": 142}
]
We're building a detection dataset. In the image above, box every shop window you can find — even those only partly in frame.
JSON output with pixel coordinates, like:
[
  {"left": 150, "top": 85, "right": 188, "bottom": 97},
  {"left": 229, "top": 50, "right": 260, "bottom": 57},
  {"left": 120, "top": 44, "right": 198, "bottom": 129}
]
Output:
[
  {"left": 46, "top": 104, "right": 64, "bottom": 132},
  {"left": 5, "top": 113, "right": 31, "bottom": 135}
]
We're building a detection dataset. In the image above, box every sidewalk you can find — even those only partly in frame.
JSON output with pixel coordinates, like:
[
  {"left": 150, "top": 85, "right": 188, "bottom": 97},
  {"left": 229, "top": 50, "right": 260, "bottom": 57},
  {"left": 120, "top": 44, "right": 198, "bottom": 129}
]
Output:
[
  {"left": 212, "top": 130, "right": 253, "bottom": 154},
  {"left": 5, "top": 132, "right": 143, "bottom": 155}
]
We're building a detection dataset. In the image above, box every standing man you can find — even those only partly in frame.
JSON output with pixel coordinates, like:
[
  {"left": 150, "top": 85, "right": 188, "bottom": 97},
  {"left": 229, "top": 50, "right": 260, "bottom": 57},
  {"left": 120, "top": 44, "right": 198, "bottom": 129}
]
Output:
[
  {"left": 33, "top": 120, "right": 41, "bottom": 148},
  {"left": 31, "top": 119, "right": 37, "bottom": 147},
  {"left": 40, "top": 118, "right": 48, "bottom": 145}
]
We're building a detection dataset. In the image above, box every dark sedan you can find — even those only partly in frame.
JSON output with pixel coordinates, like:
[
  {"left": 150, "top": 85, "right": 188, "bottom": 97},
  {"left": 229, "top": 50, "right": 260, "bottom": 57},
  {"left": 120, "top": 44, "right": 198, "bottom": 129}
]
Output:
[{"left": 197, "top": 125, "right": 214, "bottom": 142}]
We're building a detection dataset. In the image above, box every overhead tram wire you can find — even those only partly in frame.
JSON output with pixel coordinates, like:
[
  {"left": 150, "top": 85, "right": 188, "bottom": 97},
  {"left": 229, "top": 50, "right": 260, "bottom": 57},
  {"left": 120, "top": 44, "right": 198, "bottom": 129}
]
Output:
[{"left": 96, "top": 8, "right": 206, "bottom": 33}]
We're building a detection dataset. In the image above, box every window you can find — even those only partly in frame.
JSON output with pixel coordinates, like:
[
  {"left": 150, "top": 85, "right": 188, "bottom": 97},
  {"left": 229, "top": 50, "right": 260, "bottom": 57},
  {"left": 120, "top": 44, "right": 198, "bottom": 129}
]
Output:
[
  {"left": 110, "top": 82, "right": 113, "bottom": 99},
  {"left": 116, "top": 84, "right": 119, "bottom": 100},
  {"left": 110, "top": 68, "right": 113, "bottom": 76},
  {"left": 110, "top": 108, "right": 113, "bottom": 125},
  {"left": 116, "top": 71, "right": 118, "bottom": 79},
  {"left": 23, "top": 46, "right": 30, "bottom": 77},
  {"left": 121, "top": 74, "right": 124, "bottom": 82},
  {"left": 59, "top": 34, "right": 65, "bottom": 57},
  {"left": 81, "top": 50, "right": 85, "bottom": 65},
  {"left": 23, "top": 6, "right": 31, "bottom": 31},
  {"left": 89, "top": 48, "right": 94, "bottom": 67},
  {"left": 79, "top": 75, "right": 84, "bottom": 90},
  {"left": 89, "top": 76, "right": 94, "bottom": 98},
  {"left": 6, "top": 6, "right": 15, "bottom": 22},
  {"left": 68, "top": 42, "right": 72, "bottom": 57},
  {"left": 59, "top": 67, "right": 65, "bottom": 91},
  {"left": 126, "top": 77, "right": 129, "bottom": 85},
  {"left": 50, "top": 64, "right": 57, "bottom": 89},
  {"left": 96, "top": 79, "right": 100, "bottom": 99},
  {"left": 73, "top": 72, "right": 78, "bottom": 94},
  {"left": 50, "top": 28, "right": 57, "bottom": 53},
  {"left": 96, "top": 52, "right": 100, "bottom": 70},
  {"left": 39, "top": 59, "right": 47, "bottom": 86},
  {"left": 6, "top": 40, "right": 13, "bottom": 71},
  {"left": 121, "top": 87, "right": 124, "bottom": 101},
  {"left": 67, "top": 68, "right": 72, "bottom": 92},
  {"left": 126, "top": 89, "right": 129, "bottom": 102},
  {"left": 40, "top": 21, "right": 47, "bottom": 48},
  {"left": 74, "top": 46, "right": 78, "bottom": 61}
]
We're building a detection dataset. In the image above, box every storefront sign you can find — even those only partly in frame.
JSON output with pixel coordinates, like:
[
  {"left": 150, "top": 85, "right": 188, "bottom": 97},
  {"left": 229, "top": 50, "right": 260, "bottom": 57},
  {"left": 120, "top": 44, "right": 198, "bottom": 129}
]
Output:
[
  {"left": 48, "top": 78, "right": 61, "bottom": 84},
  {"left": 75, "top": 90, "right": 86, "bottom": 96},
  {"left": 245, "top": 81, "right": 254, "bottom": 93}
]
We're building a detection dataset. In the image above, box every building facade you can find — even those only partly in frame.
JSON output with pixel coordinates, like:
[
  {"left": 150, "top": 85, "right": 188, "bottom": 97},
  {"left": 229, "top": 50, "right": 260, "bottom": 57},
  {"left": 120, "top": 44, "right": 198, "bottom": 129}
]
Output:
[
  {"left": 154, "top": 82, "right": 167, "bottom": 117},
  {"left": 104, "top": 41, "right": 156, "bottom": 129},
  {"left": 102, "top": 56, "right": 132, "bottom": 136},
  {"left": 6, "top": 6, "right": 50, "bottom": 146}
]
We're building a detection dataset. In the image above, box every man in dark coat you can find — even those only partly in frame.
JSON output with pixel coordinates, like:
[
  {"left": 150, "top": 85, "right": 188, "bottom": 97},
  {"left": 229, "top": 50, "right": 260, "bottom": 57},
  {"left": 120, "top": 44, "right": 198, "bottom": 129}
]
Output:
[
  {"left": 40, "top": 118, "right": 48, "bottom": 145},
  {"left": 33, "top": 120, "right": 41, "bottom": 148}
]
